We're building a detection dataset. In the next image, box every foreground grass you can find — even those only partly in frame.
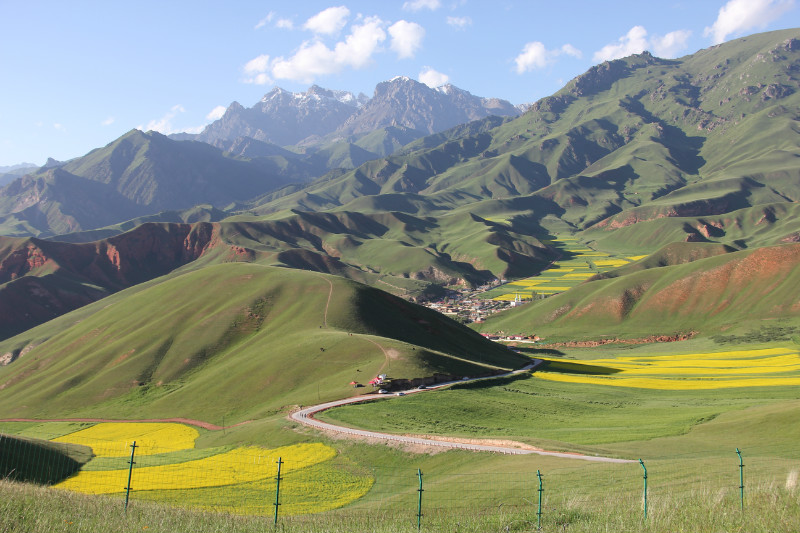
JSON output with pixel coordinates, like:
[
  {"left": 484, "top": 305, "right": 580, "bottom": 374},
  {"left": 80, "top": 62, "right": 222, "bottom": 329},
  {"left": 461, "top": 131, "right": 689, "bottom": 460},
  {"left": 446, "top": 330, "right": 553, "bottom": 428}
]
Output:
[{"left": 2, "top": 477, "right": 799, "bottom": 533}]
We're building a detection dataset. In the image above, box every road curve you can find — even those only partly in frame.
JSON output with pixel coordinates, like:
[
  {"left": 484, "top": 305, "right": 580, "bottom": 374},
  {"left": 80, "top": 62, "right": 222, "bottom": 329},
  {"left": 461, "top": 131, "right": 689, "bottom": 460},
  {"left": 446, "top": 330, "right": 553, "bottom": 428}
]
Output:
[{"left": 289, "top": 362, "right": 635, "bottom": 463}]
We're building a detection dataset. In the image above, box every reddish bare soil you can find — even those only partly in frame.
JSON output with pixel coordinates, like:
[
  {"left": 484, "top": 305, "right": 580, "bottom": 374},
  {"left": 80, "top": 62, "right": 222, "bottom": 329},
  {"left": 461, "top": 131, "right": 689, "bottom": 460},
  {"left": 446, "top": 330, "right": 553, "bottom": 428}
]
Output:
[{"left": 0, "top": 222, "right": 239, "bottom": 339}]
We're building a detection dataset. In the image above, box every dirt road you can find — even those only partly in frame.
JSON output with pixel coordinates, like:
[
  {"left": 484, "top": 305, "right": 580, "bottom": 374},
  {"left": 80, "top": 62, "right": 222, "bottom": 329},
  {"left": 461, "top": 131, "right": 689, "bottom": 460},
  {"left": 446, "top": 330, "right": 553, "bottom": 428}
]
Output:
[{"left": 289, "top": 363, "right": 635, "bottom": 463}]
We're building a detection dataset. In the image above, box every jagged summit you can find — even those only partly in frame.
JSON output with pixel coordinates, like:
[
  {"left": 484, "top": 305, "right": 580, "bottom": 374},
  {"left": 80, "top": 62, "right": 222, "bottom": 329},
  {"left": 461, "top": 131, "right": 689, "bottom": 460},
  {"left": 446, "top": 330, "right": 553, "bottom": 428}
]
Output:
[{"left": 196, "top": 78, "right": 520, "bottom": 147}]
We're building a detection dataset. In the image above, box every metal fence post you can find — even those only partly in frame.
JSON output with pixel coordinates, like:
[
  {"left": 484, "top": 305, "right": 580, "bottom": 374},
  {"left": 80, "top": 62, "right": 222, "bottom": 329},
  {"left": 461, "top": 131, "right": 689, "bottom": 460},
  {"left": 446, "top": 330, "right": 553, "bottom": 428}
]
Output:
[
  {"left": 124, "top": 441, "right": 138, "bottom": 513},
  {"left": 536, "top": 469, "right": 544, "bottom": 529},
  {"left": 639, "top": 459, "right": 648, "bottom": 520},
  {"left": 273, "top": 457, "right": 283, "bottom": 526},
  {"left": 417, "top": 468, "right": 424, "bottom": 531},
  {"left": 736, "top": 448, "right": 744, "bottom": 512}
]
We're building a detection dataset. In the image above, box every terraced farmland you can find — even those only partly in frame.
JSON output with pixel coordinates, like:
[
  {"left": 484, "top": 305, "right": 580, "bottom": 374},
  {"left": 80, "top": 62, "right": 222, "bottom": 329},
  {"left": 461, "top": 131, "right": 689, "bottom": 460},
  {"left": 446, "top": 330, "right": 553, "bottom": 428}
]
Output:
[{"left": 482, "top": 237, "right": 646, "bottom": 300}]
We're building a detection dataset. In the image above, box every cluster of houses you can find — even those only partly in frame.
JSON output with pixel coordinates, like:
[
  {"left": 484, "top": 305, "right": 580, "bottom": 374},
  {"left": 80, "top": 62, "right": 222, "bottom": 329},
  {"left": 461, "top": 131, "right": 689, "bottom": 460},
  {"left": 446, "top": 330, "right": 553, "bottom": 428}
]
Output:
[{"left": 423, "top": 295, "right": 515, "bottom": 324}]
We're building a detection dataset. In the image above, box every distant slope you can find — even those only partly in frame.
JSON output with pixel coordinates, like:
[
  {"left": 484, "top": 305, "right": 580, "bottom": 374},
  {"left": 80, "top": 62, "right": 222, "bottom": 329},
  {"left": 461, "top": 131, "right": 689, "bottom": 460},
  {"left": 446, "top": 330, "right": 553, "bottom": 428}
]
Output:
[
  {"left": 0, "top": 263, "right": 528, "bottom": 422},
  {"left": 477, "top": 242, "right": 800, "bottom": 339},
  {"left": 0, "top": 130, "right": 299, "bottom": 236},
  {"left": 0, "top": 222, "right": 230, "bottom": 340},
  {"left": 0, "top": 207, "right": 557, "bottom": 341},
  {"left": 244, "top": 29, "right": 800, "bottom": 249}
]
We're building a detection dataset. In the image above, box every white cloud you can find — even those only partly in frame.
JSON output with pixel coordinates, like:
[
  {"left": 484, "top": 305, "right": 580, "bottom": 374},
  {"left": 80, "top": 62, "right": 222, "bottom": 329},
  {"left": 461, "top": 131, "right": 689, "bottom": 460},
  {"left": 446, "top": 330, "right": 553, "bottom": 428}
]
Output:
[
  {"left": 446, "top": 16, "right": 472, "bottom": 29},
  {"left": 53, "top": 123, "right": 65, "bottom": 131},
  {"left": 335, "top": 16, "right": 386, "bottom": 68},
  {"left": 389, "top": 20, "right": 425, "bottom": 59},
  {"left": 206, "top": 105, "right": 227, "bottom": 121},
  {"left": 419, "top": 67, "right": 449, "bottom": 87},
  {"left": 244, "top": 54, "right": 270, "bottom": 74},
  {"left": 593, "top": 26, "right": 649, "bottom": 62},
  {"left": 276, "top": 18, "right": 294, "bottom": 30},
  {"left": 704, "top": 0, "right": 794, "bottom": 44},
  {"left": 403, "top": 0, "right": 441, "bottom": 11},
  {"left": 560, "top": 43, "right": 583, "bottom": 59},
  {"left": 652, "top": 30, "right": 692, "bottom": 58},
  {"left": 243, "top": 54, "right": 272, "bottom": 85},
  {"left": 304, "top": 6, "right": 350, "bottom": 35},
  {"left": 255, "top": 12, "right": 275, "bottom": 30},
  {"left": 272, "top": 17, "right": 387, "bottom": 82},
  {"left": 515, "top": 42, "right": 549, "bottom": 73},
  {"left": 101, "top": 116, "right": 115, "bottom": 126},
  {"left": 514, "top": 42, "right": 582, "bottom": 74},
  {"left": 143, "top": 105, "right": 186, "bottom": 135},
  {"left": 593, "top": 26, "right": 691, "bottom": 61}
]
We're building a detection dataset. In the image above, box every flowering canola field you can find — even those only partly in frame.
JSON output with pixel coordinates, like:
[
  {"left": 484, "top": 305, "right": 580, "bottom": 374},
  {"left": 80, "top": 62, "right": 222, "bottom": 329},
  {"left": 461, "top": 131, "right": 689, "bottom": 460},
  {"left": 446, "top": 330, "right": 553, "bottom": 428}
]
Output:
[
  {"left": 49, "top": 422, "right": 372, "bottom": 515},
  {"left": 490, "top": 237, "right": 642, "bottom": 301},
  {"left": 537, "top": 347, "right": 800, "bottom": 389},
  {"left": 52, "top": 422, "right": 198, "bottom": 457}
]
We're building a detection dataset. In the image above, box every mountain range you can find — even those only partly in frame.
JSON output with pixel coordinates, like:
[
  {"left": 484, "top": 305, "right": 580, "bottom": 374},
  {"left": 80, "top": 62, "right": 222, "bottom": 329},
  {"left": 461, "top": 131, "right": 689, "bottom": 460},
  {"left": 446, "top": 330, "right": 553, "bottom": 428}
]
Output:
[
  {"left": 192, "top": 77, "right": 522, "bottom": 147},
  {"left": 1, "top": 28, "right": 800, "bottom": 344}
]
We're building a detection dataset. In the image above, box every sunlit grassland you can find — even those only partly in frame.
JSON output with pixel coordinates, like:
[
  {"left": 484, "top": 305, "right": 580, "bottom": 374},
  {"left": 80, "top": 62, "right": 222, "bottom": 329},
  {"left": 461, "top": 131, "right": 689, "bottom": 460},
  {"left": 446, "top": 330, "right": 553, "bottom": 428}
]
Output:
[
  {"left": 3, "top": 470, "right": 800, "bottom": 533},
  {"left": 321, "top": 340, "right": 800, "bottom": 458}
]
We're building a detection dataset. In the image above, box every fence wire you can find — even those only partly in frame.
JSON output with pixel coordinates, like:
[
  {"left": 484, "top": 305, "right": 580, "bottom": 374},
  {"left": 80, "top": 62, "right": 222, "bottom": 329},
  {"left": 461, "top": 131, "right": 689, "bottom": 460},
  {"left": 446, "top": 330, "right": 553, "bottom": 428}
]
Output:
[{"left": 2, "top": 431, "right": 799, "bottom": 527}]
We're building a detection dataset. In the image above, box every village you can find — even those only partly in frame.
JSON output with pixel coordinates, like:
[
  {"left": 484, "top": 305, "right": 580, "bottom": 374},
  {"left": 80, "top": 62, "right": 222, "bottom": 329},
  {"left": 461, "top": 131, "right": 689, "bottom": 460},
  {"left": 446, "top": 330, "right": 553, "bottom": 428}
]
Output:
[{"left": 421, "top": 279, "right": 531, "bottom": 326}]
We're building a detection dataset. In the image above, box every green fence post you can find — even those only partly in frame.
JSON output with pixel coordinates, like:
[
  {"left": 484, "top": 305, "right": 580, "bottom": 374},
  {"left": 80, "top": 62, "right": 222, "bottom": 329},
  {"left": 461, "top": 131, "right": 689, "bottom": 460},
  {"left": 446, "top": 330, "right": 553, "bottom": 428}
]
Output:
[
  {"left": 124, "top": 441, "right": 137, "bottom": 513},
  {"left": 273, "top": 457, "right": 283, "bottom": 526},
  {"left": 639, "top": 459, "right": 648, "bottom": 520},
  {"left": 536, "top": 469, "right": 544, "bottom": 529},
  {"left": 417, "top": 468, "right": 424, "bottom": 531},
  {"left": 736, "top": 448, "right": 744, "bottom": 512}
]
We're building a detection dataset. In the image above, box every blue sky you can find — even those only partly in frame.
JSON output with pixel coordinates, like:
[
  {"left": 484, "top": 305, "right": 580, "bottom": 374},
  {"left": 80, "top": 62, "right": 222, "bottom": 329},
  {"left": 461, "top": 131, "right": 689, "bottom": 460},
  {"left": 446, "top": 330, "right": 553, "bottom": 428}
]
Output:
[{"left": 1, "top": 0, "right": 798, "bottom": 167}]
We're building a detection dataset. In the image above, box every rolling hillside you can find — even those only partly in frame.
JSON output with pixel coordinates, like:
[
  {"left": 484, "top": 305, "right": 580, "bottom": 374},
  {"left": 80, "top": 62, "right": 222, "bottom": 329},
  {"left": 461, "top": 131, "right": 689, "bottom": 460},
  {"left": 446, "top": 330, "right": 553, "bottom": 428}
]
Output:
[
  {"left": 0, "top": 263, "right": 528, "bottom": 422},
  {"left": 0, "top": 130, "right": 306, "bottom": 237},
  {"left": 244, "top": 29, "right": 800, "bottom": 252},
  {"left": 3, "top": 29, "right": 800, "bottom": 351},
  {"left": 0, "top": 222, "right": 233, "bottom": 340},
  {"left": 0, "top": 207, "right": 557, "bottom": 340},
  {"left": 477, "top": 242, "right": 800, "bottom": 340}
]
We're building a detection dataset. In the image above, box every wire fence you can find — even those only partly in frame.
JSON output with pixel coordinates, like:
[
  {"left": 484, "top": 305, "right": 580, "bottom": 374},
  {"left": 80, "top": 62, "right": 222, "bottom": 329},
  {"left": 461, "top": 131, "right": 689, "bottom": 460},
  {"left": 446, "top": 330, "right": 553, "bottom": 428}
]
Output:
[{"left": 2, "top": 431, "right": 799, "bottom": 529}]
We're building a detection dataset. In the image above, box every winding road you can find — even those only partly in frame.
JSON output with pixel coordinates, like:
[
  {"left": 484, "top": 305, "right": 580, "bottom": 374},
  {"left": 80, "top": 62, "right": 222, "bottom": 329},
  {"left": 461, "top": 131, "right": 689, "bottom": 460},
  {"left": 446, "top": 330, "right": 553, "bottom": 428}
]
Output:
[{"left": 289, "top": 362, "right": 635, "bottom": 463}]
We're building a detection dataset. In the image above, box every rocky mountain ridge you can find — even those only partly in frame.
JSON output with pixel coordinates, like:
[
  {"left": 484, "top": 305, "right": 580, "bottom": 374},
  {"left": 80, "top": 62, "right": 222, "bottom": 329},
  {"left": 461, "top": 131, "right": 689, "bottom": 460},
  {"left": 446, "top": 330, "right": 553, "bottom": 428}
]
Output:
[{"left": 194, "top": 77, "right": 521, "bottom": 147}]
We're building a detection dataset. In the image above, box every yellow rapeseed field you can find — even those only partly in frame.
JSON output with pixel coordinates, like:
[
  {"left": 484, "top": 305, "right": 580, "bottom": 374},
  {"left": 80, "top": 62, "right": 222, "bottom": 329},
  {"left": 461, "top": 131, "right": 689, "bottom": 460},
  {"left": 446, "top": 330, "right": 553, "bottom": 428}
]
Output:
[
  {"left": 537, "top": 347, "right": 800, "bottom": 389},
  {"left": 48, "top": 422, "right": 371, "bottom": 515},
  {"left": 133, "top": 460, "right": 374, "bottom": 516},
  {"left": 490, "top": 239, "right": 639, "bottom": 301},
  {"left": 52, "top": 422, "right": 198, "bottom": 457},
  {"left": 54, "top": 443, "right": 337, "bottom": 495}
]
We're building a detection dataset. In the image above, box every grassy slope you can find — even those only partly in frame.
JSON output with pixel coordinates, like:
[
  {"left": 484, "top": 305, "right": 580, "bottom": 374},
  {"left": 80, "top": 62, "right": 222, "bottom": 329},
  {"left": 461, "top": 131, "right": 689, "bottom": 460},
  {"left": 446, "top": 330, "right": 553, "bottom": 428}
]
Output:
[
  {"left": 321, "top": 336, "right": 800, "bottom": 457},
  {"left": 241, "top": 29, "right": 800, "bottom": 250},
  {"left": 474, "top": 242, "right": 800, "bottom": 339},
  {"left": 0, "top": 263, "right": 527, "bottom": 423}
]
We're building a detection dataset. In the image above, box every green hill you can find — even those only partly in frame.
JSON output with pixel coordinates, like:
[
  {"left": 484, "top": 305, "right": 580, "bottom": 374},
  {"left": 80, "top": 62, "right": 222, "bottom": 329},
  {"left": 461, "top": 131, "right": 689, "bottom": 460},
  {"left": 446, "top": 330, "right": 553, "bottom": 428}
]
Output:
[
  {"left": 244, "top": 29, "right": 800, "bottom": 247},
  {"left": 477, "top": 242, "right": 800, "bottom": 339},
  {"left": 0, "top": 263, "right": 528, "bottom": 422}
]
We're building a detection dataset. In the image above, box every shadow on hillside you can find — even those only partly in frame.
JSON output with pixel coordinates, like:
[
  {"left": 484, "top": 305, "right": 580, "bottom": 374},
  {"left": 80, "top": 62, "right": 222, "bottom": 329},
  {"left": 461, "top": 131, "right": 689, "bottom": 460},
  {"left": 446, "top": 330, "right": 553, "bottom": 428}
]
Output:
[
  {"left": 0, "top": 435, "right": 92, "bottom": 485},
  {"left": 513, "top": 347, "right": 566, "bottom": 357},
  {"left": 542, "top": 360, "right": 622, "bottom": 375},
  {"left": 453, "top": 372, "right": 533, "bottom": 390}
]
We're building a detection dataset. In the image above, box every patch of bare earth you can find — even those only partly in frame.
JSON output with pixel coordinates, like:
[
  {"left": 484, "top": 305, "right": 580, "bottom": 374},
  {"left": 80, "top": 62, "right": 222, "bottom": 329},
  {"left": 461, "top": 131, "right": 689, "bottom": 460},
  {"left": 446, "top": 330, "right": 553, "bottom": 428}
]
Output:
[{"left": 407, "top": 434, "right": 544, "bottom": 451}]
